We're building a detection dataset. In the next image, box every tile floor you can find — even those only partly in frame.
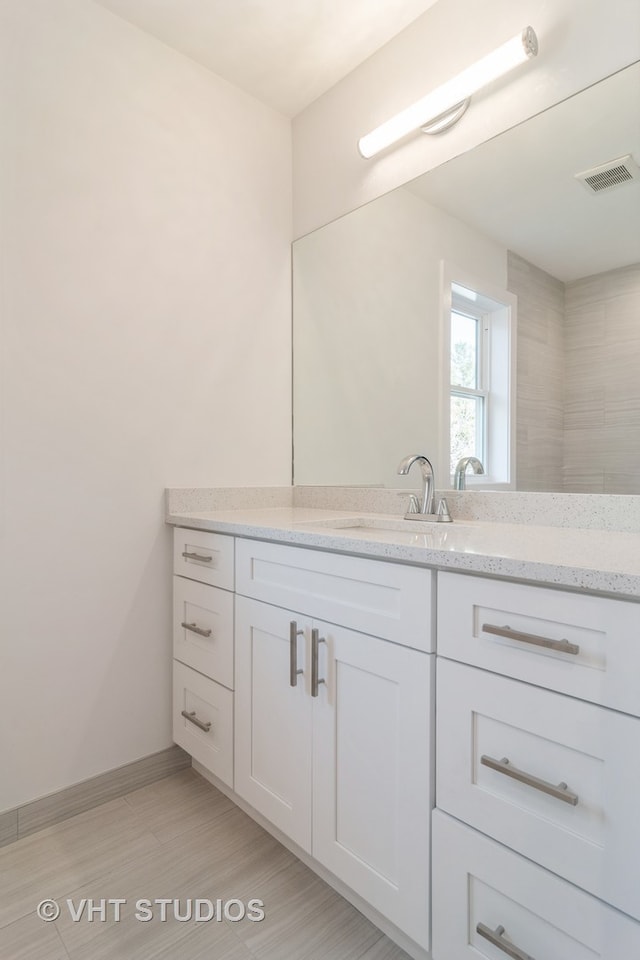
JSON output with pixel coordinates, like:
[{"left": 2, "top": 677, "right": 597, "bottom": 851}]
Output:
[{"left": 0, "top": 769, "right": 412, "bottom": 960}]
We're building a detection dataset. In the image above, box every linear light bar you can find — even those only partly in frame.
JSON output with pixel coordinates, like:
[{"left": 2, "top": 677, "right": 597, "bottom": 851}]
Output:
[{"left": 358, "top": 27, "right": 538, "bottom": 159}]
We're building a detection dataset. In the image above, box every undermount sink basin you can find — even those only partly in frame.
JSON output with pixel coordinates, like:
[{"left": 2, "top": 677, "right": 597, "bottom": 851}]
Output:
[{"left": 294, "top": 516, "right": 472, "bottom": 534}]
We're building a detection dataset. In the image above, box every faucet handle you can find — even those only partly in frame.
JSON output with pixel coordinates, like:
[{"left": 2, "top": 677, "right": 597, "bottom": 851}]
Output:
[
  {"left": 435, "top": 497, "right": 453, "bottom": 522},
  {"left": 398, "top": 492, "right": 421, "bottom": 514}
]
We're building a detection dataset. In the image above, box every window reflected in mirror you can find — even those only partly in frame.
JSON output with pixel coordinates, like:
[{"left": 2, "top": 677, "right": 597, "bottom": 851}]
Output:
[{"left": 443, "top": 267, "right": 515, "bottom": 488}]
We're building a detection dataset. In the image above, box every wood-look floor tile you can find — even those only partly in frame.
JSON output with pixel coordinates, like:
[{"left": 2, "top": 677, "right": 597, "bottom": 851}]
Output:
[
  {"left": 0, "top": 911, "right": 70, "bottom": 960},
  {"left": 245, "top": 895, "right": 384, "bottom": 960},
  {"left": 232, "top": 858, "right": 383, "bottom": 960},
  {"left": 0, "top": 799, "right": 161, "bottom": 929},
  {"left": 3, "top": 771, "right": 412, "bottom": 960},
  {"left": 357, "top": 935, "right": 414, "bottom": 959},
  {"left": 60, "top": 906, "right": 255, "bottom": 960},
  {"left": 149, "top": 923, "right": 256, "bottom": 960},
  {"left": 54, "top": 806, "right": 286, "bottom": 955},
  {"left": 122, "top": 768, "right": 235, "bottom": 843}
]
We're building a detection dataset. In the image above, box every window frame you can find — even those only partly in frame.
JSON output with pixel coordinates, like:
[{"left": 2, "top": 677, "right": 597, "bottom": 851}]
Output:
[
  {"left": 449, "top": 302, "right": 489, "bottom": 469},
  {"left": 439, "top": 263, "right": 517, "bottom": 490}
]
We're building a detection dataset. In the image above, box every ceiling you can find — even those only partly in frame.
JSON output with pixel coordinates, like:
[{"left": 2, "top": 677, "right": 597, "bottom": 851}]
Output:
[
  {"left": 95, "top": 0, "right": 440, "bottom": 116},
  {"left": 407, "top": 63, "right": 640, "bottom": 281}
]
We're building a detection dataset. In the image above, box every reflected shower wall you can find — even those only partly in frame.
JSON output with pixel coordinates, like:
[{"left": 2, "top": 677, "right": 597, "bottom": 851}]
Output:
[{"left": 510, "top": 255, "right": 640, "bottom": 493}]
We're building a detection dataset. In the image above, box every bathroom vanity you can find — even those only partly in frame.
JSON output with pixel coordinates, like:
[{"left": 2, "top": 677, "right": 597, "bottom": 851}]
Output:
[{"left": 167, "top": 490, "right": 640, "bottom": 960}]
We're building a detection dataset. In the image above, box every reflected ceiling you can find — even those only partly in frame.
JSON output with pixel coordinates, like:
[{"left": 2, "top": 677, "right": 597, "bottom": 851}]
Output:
[{"left": 407, "top": 64, "right": 640, "bottom": 281}]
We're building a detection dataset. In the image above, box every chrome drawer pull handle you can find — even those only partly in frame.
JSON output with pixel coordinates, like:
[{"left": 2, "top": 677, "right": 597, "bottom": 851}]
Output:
[
  {"left": 477, "top": 923, "right": 536, "bottom": 960},
  {"left": 181, "top": 710, "right": 212, "bottom": 733},
  {"left": 181, "top": 621, "right": 212, "bottom": 638},
  {"left": 311, "top": 628, "right": 326, "bottom": 698},
  {"left": 289, "top": 621, "right": 304, "bottom": 687},
  {"left": 482, "top": 622, "right": 580, "bottom": 656},
  {"left": 481, "top": 754, "right": 579, "bottom": 806},
  {"left": 181, "top": 551, "right": 213, "bottom": 563}
]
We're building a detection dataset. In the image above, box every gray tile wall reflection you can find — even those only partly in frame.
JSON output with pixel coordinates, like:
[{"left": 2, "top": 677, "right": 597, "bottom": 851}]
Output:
[
  {"left": 509, "top": 251, "right": 565, "bottom": 492},
  {"left": 509, "top": 255, "right": 640, "bottom": 494},
  {"left": 564, "top": 263, "right": 640, "bottom": 493}
]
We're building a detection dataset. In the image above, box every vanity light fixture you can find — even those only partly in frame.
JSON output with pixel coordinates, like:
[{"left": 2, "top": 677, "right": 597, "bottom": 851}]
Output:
[{"left": 357, "top": 26, "right": 538, "bottom": 159}]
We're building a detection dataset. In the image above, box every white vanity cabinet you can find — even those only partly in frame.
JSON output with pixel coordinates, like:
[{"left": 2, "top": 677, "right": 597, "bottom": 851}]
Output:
[
  {"left": 172, "top": 528, "right": 235, "bottom": 787},
  {"left": 433, "top": 571, "right": 640, "bottom": 959},
  {"left": 233, "top": 539, "right": 434, "bottom": 950},
  {"left": 170, "top": 516, "right": 640, "bottom": 960}
]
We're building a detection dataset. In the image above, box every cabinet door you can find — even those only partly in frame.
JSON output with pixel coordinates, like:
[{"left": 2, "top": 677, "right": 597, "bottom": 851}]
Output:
[
  {"left": 234, "top": 596, "right": 313, "bottom": 851},
  {"left": 313, "top": 623, "right": 433, "bottom": 950}
]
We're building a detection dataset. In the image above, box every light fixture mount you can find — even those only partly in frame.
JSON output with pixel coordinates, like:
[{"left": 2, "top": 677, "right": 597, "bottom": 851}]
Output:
[
  {"left": 358, "top": 26, "right": 539, "bottom": 159},
  {"left": 521, "top": 25, "right": 538, "bottom": 58},
  {"left": 420, "top": 99, "right": 470, "bottom": 136}
]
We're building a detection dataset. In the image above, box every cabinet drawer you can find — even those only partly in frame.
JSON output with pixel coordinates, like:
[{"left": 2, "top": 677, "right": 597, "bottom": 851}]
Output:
[
  {"left": 173, "top": 528, "right": 234, "bottom": 590},
  {"left": 437, "top": 659, "right": 640, "bottom": 919},
  {"left": 173, "top": 661, "right": 233, "bottom": 787},
  {"left": 432, "top": 810, "right": 640, "bottom": 960},
  {"left": 438, "top": 572, "right": 640, "bottom": 715},
  {"left": 235, "top": 539, "right": 433, "bottom": 650},
  {"left": 173, "top": 577, "right": 234, "bottom": 689}
]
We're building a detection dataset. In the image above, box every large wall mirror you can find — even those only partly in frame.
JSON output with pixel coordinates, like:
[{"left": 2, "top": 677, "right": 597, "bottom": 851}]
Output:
[{"left": 293, "top": 63, "right": 640, "bottom": 493}]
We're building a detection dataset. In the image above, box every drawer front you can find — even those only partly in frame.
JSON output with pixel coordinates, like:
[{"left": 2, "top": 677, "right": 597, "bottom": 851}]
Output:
[
  {"left": 437, "top": 658, "right": 640, "bottom": 919},
  {"left": 438, "top": 571, "right": 640, "bottom": 715},
  {"left": 173, "top": 577, "right": 234, "bottom": 689},
  {"left": 432, "top": 810, "right": 640, "bottom": 960},
  {"left": 235, "top": 538, "right": 433, "bottom": 651},
  {"left": 173, "top": 528, "right": 234, "bottom": 590},
  {"left": 173, "top": 661, "right": 233, "bottom": 787}
]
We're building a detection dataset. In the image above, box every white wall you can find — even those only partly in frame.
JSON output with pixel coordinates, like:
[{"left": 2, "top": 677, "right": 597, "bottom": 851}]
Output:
[
  {"left": 0, "top": 0, "right": 291, "bottom": 811},
  {"left": 293, "top": 0, "right": 640, "bottom": 238}
]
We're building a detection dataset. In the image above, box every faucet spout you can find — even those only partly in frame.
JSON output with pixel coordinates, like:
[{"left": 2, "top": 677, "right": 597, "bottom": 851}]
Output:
[
  {"left": 397, "top": 454, "right": 435, "bottom": 515},
  {"left": 454, "top": 456, "right": 485, "bottom": 490}
]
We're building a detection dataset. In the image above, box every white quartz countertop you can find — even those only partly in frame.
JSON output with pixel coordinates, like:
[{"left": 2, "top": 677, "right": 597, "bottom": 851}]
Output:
[{"left": 166, "top": 505, "right": 640, "bottom": 600}]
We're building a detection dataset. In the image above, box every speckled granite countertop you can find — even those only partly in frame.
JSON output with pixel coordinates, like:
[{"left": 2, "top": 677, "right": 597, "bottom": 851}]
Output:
[{"left": 166, "top": 499, "right": 640, "bottom": 601}]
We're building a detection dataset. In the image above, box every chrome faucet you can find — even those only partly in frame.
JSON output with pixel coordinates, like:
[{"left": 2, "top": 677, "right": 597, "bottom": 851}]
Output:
[
  {"left": 454, "top": 456, "right": 485, "bottom": 490},
  {"left": 397, "top": 454, "right": 451, "bottom": 521}
]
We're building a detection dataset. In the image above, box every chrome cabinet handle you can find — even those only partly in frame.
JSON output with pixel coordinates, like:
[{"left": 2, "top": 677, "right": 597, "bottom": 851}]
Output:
[
  {"left": 311, "top": 628, "right": 326, "bottom": 697},
  {"left": 181, "top": 710, "right": 212, "bottom": 733},
  {"left": 482, "top": 622, "right": 580, "bottom": 656},
  {"left": 289, "top": 621, "right": 304, "bottom": 687},
  {"left": 181, "top": 551, "right": 213, "bottom": 563},
  {"left": 477, "top": 923, "right": 536, "bottom": 960},
  {"left": 481, "top": 754, "right": 579, "bottom": 806},
  {"left": 181, "top": 621, "right": 212, "bottom": 638}
]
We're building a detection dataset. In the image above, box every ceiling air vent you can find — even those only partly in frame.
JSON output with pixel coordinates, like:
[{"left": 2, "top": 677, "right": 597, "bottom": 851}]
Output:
[{"left": 575, "top": 154, "right": 640, "bottom": 194}]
